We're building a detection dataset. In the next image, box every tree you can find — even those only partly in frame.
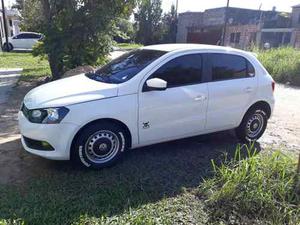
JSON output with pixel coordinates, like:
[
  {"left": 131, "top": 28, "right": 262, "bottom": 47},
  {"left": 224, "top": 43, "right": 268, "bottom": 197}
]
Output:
[
  {"left": 114, "top": 18, "right": 135, "bottom": 43},
  {"left": 161, "top": 4, "right": 177, "bottom": 43},
  {"left": 12, "top": 0, "right": 24, "bottom": 11},
  {"left": 32, "top": 0, "right": 136, "bottom": 80},
  {"left": 16, "top": 0, "right": 43, "bottom": 32},
  {"left": 135, "top": 0, "right": 163, "bottom": 45}
]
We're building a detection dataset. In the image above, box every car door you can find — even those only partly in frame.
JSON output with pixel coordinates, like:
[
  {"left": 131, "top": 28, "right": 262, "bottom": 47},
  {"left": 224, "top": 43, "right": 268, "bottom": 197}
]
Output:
[
  {"left": 11, "top": 34, "right": 25, "bottom": 48},
  {"left": 138, "top": 53, "right": 209, "bottom": 145},
  {"left": 26, "top": 33, "right": 41, "bottom": 49},
  {"left": 205, "top": 53, "right": 258, "bottom": 131}
]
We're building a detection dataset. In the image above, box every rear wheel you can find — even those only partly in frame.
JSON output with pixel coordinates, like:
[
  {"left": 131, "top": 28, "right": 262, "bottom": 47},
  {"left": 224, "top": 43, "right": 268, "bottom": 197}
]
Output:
[
  {"left": 2, "top": 43, "right": 13, "bottom": 51},
  {"left": 72, "top": 122, "right": 127, "bottom": 169},
  {"left": 236, "top": 108, "right": 268, "bottom": 142}
]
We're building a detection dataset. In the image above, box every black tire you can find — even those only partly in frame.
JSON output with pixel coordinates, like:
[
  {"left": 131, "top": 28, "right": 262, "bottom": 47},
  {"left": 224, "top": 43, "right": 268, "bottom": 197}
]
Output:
[
  {"left": 2, "top": 43, "right": 13, "bottom": 51},
  {"left": 71, "top": 122, "right": 127, "bottom": 169},
  {"left": 235, "top": 108, "right": 268, "bottom": 143}
]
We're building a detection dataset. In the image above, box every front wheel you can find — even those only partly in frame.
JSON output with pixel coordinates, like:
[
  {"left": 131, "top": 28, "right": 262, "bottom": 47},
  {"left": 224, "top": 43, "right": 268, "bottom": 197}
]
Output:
[
  {"left": 235, "top": 108, "right": 268, "bottom": 142},
  {"left": 72, "top": 122, "right": 127, "bottom": 169},
  {"left": 2, "top": 43, "right": 13, "bottom": 51}
]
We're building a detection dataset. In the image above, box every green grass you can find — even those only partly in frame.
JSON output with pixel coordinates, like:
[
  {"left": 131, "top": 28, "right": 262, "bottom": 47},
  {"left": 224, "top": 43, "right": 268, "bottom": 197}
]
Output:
[
  {"left": 116, "top": 43, "right": 143, "bottom": 50},
  {"left": 256, "top": 47, "right": 300, "bottom": 86},
  {"left": 0, "top": 52, "right": 51, "bottom": 79},
  {"left": 199, "top": 146, "right": 300, "bottom": 225},
  {"left": 0, "top": 143, "right": 298, "bottom": 225}
]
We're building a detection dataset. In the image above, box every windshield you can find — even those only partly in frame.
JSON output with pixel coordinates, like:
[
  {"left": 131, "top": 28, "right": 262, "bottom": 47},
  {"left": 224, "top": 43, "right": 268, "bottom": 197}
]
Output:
[{"left": 86, "top": 49, "right": 166, "bottom": 84}]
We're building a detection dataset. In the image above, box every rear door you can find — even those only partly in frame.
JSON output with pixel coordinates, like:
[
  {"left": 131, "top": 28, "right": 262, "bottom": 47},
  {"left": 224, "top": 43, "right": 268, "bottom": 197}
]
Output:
[
  {"left": 23, "top": 33, "right": 41, "bottom": 49},
  {"left": 205, "top": 53, "right": 258, "bottom": 131}
]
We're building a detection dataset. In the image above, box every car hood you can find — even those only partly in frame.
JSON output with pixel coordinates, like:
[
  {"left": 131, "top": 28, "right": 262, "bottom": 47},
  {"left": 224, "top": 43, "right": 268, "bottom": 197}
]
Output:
[{"left": 24, "top": 74, "right": 118, "bottom": 109}]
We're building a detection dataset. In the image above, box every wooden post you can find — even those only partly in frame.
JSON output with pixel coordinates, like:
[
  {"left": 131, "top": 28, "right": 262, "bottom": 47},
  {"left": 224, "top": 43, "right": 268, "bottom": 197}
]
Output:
[{"left": 221, "top": 0, "right": 230, "bottom": 46}]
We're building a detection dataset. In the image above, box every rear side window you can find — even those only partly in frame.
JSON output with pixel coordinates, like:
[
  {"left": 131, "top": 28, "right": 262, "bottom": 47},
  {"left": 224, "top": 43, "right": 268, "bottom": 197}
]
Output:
[
  {"left": 150, "top": 54, "right": 203, "bottom": 88},
  {"left": 25, "top": 33, "right": 41, "bottom": 39},
  {"left": 209, "top": 53, "right": 255, "bottom": 81}
]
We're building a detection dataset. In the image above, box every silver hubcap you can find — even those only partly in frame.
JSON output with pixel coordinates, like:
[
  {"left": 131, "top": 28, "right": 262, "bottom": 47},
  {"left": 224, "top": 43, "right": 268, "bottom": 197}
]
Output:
[
  {"left": 246, "top": 113, "right": 264, "bottom": 139},
  {"left": 85, "top": 130, "right": 119, "bottom": 164}
]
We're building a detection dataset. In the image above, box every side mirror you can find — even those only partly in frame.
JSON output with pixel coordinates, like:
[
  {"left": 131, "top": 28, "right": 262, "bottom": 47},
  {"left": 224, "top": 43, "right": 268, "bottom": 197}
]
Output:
[{"left": 146, "top": 78, "right": 167, "bottom": 91}]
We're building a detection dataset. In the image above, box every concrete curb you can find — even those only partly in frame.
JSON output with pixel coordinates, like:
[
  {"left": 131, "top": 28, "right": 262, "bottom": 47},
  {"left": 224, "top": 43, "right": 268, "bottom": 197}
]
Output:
[{"left": 0, "top": 68, "right": 23, "bottom": 75}]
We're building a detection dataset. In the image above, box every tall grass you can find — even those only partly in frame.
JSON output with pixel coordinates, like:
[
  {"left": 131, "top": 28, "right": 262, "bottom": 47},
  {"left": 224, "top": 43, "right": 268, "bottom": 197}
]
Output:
[
  {"left": 199, "top": 145, "right": 300, "bottom": 225},
  {"left": 256, "top": 47, "right": 300, "bottom": 86}
]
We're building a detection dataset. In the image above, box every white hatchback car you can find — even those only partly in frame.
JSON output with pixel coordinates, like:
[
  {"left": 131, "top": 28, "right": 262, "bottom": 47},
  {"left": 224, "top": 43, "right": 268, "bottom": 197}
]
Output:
[
  {"left": 2, "top": 32, "right": 42, "bottom": 51},
  {"left": 19, "top": 44, "right": 275, "bottom": 169}
]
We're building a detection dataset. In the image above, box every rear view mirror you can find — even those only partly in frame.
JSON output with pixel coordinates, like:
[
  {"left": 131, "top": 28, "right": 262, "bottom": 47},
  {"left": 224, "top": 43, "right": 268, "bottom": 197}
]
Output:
[{"left": 146, "top": 78, "right": 167, "bottom": 91}]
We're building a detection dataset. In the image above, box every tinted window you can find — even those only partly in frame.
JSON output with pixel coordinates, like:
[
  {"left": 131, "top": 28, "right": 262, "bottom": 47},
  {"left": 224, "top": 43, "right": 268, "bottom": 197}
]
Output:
[
  {"left": 15, "top": 34, "right": 26, "bottom": 39},
  {"left": 210, "top": 54, "right": 254, "bottom": 81},
  {"left": 150, "top": 54, "right": 202, "bottom": 88},
  {"left": 86, "top": 49, "right": 166, "bottom": 84},
  {"left": 24, "top": 33, "right": 41, "bottom": 39}
]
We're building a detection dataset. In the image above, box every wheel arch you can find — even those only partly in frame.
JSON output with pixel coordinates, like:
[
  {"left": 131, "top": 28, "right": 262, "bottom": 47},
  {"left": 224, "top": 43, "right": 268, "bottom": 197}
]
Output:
[
  {"left": 243, "top": 101, "right": 272, "bottom": 121},
  {"left": 70, "top": 118, "right": 132, "bottom": 158},
  {"left": 2, "top": 42, "right": 13, "bottom": 51}
]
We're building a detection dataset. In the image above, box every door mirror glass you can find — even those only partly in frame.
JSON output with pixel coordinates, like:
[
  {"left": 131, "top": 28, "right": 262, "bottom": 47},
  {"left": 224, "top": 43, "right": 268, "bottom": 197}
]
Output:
[{"left": 146, "top": 78, "right": 167, "bottom": 91}]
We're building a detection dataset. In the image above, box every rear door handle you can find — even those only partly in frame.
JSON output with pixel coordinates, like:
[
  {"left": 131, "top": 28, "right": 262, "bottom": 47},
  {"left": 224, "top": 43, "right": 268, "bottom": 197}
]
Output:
[{"left": 245, "top": 87, "right": 253, "bottom": 93}]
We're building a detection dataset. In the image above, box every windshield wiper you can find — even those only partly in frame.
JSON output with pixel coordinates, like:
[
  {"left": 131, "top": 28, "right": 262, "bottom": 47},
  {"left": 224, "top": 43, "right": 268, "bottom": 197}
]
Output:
[{"left": 86, "top": 72, "right": 113, "bottom": 83}]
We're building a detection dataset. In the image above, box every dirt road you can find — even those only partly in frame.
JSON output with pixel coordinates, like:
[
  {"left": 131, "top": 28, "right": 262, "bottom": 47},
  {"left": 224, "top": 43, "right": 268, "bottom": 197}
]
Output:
[{"left": 0, "top": 80, "right": 299, "bottom": 185}]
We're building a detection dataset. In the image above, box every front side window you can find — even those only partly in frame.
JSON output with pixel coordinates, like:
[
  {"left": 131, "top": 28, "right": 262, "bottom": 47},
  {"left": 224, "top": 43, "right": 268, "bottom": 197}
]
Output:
[
  {"left": 86, "top": 49, "right": 166, "bottom": 84},
  {"left": 14, "top": 34, "right": 25, "bottom": 39},
  {"left": 149, "top": 54, "right": 203, "bottom": 88},
  {"left": 209, "top": 53, "right": 255, "bottom": 81}
]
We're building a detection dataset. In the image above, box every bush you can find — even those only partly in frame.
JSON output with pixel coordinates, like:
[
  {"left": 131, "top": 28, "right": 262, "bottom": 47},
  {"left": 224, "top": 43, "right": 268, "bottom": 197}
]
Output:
[
  {"left": 257, "top": 47, "right": 300, "bottom": 86},
  {"left": 199, "top": 145, "right": 300, "bottom": 225}
]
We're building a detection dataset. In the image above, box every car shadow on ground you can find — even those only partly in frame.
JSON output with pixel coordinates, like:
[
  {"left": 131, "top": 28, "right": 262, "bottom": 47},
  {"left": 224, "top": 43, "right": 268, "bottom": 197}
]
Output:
[{"left": 0, "top": 130, "right": 261, "bottom": 224}]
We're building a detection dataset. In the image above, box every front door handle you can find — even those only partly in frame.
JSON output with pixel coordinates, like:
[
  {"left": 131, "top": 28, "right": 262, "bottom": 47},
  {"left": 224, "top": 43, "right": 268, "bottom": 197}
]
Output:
[{"left": 194, "top": 95, "right": 207, "bottom": 101}]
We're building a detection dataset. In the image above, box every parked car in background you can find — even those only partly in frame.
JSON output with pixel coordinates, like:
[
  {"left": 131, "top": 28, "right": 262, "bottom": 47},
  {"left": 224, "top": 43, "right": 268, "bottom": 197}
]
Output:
[
  {"left": 1, "top": 32, "right": 43, "bottom": 51},
  {"left": 18, "top": 44, "right": 275, "bottom": 169}
]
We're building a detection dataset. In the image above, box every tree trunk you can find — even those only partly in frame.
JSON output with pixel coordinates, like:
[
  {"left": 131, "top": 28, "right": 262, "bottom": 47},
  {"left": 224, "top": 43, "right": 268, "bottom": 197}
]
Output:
[
  {"left": 48, "top": 53, "right": 64, "bottom": 80},
  {"left": 40, "top": 0, "right": 64, "bottom": 80}
]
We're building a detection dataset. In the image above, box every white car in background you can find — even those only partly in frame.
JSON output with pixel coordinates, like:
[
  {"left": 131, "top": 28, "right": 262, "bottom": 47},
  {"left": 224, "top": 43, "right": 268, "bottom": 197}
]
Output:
[
  {"left": 1, "top": 32, "right": 43, "bottom": 51},
  {"left": 18, "top": 44, "right": 275, "bottom": 169}
]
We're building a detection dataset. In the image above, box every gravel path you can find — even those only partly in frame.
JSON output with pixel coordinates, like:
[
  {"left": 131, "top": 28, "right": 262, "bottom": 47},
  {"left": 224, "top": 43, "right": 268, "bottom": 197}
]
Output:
[{"left": 0, "top": 81, "right": 299, "bottom": 185}]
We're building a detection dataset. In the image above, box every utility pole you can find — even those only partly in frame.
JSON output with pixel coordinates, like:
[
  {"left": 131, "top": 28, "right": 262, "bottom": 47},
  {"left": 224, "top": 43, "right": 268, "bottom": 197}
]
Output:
[
  {"left": 175, "top": 0, "right": 178, "bottom": 15},
  {"left": 1, "top": 0, "right": 10, "bottom": 51},
  {"left": 221, "top": 0, "right": 230, "bottom": 46}
]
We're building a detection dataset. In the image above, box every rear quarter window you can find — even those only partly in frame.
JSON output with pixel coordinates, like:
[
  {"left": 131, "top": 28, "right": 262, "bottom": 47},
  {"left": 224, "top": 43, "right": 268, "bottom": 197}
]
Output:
[{"left": 209, "top": 53, "right": 255, "bottom": 81}]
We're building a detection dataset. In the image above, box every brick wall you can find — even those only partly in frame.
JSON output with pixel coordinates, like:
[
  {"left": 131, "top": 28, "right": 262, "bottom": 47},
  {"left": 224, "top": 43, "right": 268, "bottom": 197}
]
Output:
[{"left": 225, "top": 24, "right": 259, "bottom": 49}]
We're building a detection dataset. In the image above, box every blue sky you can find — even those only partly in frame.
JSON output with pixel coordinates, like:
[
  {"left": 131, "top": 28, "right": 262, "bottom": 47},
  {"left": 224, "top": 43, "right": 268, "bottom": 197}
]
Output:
[{"left": 162, "top": 0, "right": 300, "bottom": 13}]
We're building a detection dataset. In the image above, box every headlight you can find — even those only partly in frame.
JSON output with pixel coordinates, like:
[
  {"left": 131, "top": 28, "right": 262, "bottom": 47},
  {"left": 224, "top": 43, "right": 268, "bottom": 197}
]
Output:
[{"left": 28, "top": 107, "right": 69, "bottom": 124}]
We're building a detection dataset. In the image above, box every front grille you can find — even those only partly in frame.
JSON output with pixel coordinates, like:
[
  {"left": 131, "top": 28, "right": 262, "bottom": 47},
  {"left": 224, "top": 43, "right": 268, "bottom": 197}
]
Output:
[{"left": 23, "top": 136, "right": 55, "bottom": 151}]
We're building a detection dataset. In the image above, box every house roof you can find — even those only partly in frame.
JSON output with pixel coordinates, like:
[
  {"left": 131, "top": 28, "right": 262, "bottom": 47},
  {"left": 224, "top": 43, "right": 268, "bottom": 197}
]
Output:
[{"left": 292, "top": 4, "right": 300, "bottom": 8}]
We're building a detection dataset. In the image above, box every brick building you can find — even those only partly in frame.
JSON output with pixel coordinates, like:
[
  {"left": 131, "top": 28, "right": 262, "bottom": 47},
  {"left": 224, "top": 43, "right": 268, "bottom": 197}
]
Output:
[{"left": 176, "top": 5, "right": 300, "bottom": 49}]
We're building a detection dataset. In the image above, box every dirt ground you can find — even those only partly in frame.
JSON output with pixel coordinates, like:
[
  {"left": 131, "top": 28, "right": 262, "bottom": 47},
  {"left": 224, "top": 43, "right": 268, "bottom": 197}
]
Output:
[{"left": 0, "top": 80, "right": 299, "bottom": 185}]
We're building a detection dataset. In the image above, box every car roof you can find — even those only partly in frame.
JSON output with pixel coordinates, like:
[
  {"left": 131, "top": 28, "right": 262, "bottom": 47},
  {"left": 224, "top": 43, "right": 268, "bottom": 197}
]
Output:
[
  {"left": 141, "top": 43, "right": 248, "bottom": 55},
  {"left": 18, "top": 32, "right": 41, "bottom": 34}
]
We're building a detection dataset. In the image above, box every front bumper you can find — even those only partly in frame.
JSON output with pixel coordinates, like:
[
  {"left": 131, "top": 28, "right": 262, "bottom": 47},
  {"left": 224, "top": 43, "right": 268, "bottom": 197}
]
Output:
[{"left": 18, "top": 111, "right": 79, "bottom": 160}]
